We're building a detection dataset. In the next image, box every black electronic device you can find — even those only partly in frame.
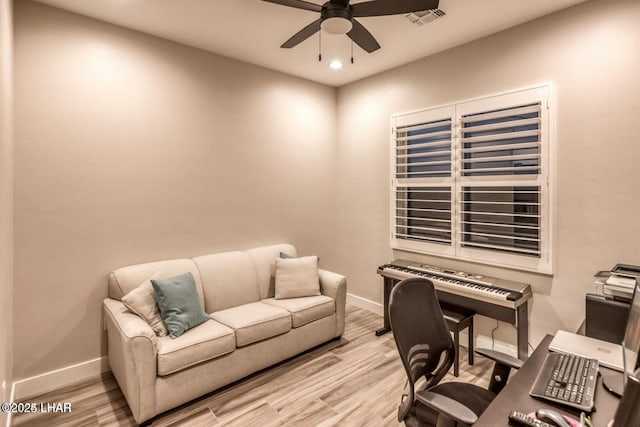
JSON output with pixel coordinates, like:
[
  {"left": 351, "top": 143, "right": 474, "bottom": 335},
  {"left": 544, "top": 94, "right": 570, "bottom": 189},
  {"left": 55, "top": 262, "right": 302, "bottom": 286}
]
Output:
[
  {"left": 585, "top": 293, "right": 630, "bottom": 344},
  {"left": 529, "top": 352, "right": 599, "bottom": 412},
  {"left": 508, "top": 411, "right": 552, "bottom": 427},
  {"left": 612, "top": 367, "right": 640, "bottom": 426},
  {"left": 602, "top": 282, "right": 640, "bottom": 396},
  {"left": 534, "top": 408, "right": 571, "bottom": 427},
  {"left": 612, "top": 263, "right": 640, "bottom": 278},
  {"left": 621, "top": 283, "right": 640, "bottom": 387}
]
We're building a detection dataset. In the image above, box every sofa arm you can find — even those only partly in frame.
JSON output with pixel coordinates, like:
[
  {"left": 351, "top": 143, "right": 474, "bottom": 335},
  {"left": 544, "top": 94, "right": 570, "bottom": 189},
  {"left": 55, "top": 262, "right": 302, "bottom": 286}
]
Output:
[
  {"left": 103, "top": 298, "right": 158, "bottom": 424},
  {"left": 319, "top": 269, "right": 347, "bottom": 337}
]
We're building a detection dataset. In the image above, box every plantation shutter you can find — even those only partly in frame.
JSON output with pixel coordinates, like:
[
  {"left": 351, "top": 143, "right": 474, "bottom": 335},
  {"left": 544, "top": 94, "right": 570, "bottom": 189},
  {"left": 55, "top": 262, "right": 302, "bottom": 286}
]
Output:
[
  {"left": 392, "top": 107, "right": 454, "bottom": 249},
  {"left": 395, "top": 118, "right": 453, "bottom": 179},
  {"left": 395, "top": 186, "right": 452, "bottom": 244},
  {"left": 458, "top": 101, "right": 543, "bottom": 257},
  {"left": 390, "top": 85, "right": 551, "bottom": 273},
  {"left": 459, "top": 186, "right": 541, "bottom": 256},
  {"left": 460, "top": 103, "right": 541, "bottom": 176}
]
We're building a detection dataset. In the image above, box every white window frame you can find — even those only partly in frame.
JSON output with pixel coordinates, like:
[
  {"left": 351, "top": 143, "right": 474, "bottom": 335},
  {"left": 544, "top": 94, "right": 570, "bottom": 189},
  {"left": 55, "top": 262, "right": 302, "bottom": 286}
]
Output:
[{"left": 390, "top": 84, "right": 553, "bottom": 274}]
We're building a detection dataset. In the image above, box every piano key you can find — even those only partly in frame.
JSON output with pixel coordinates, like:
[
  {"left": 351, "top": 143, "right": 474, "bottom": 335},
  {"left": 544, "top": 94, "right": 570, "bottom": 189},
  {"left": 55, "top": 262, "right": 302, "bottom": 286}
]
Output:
[{"left": 379, "top": 263, "right": 527, "bottom": 305}]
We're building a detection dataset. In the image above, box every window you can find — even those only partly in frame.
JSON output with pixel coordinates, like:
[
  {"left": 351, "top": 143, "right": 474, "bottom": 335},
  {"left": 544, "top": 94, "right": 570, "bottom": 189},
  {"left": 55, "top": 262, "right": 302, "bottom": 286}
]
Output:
[{"left": 391, "top": 86, "right": 552, "bottom": 273}]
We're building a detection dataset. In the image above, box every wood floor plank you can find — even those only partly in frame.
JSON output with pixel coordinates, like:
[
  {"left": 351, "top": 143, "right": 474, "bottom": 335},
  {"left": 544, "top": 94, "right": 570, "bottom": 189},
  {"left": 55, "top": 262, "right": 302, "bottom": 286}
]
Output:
[
  {"left": 320, "top": 354, "right": 404, "bottom": 418},
  {"left": 153, "top": 407, "right": 218, "bottom": 427},
  {"left": 216, "top": 401, "right": 280, "bottom": 427},
  {"left": 277, "top": 398, "right": 337, "bottom": 426},
  {"left": 11, "top": 305, "right": 495, "bottom": 426},
  {"left": 317, "top": 403, "right": 386, "bottom": 427},
  {"left": 207, "top": 351, "right": 343, "bottom": 417},
  {"left": 268, "top": 350, "right": 386, "bottom": 411}
]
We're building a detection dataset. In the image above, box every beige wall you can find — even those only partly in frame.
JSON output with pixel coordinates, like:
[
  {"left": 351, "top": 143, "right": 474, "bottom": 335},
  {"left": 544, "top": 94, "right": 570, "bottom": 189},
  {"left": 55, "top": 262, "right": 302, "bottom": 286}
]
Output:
[
  {"left": 13, "top": 1, "right": 337, "bottom": 379},
  {"left": 0, "top": 0, "right": 13, "bottom": 420},
  {"left": 335, "top": 0, "right": 640, "bottom": 349},
  {"left": 12, "top": 0, "right": 640, "bottom": 382}
]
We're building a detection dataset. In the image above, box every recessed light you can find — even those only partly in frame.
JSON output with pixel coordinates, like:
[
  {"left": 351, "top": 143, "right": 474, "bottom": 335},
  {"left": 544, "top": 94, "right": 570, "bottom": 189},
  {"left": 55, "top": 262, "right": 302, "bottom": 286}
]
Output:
[{"left": 329, "top": 60, "right": 343, "bottom": 70}]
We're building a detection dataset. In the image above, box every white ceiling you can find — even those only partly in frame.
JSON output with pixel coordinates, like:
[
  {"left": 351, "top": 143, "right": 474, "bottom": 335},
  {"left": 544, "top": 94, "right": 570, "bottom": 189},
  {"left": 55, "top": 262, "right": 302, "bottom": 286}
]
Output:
[{"left": 35, "top": 0, "right": 589, "bottom": 87}]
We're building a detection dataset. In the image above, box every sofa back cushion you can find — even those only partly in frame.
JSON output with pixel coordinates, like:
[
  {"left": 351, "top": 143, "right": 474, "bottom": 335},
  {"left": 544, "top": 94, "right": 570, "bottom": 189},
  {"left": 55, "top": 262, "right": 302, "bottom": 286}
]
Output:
[
  {"left": 108, "top": 259, "right": 205, "bottom": 308},
  {"left": 245, "top": 243, "right": 297, "bottom": 300},
  {"left": 193, "top": 251, "right": 260, "bottom": 313}
]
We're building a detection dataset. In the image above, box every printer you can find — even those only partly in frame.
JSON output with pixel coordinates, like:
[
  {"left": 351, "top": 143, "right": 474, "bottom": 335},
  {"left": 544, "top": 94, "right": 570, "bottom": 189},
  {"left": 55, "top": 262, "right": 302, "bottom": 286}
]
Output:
[{"left": 602, "top": 264, "right": 640, "bottom": 300}]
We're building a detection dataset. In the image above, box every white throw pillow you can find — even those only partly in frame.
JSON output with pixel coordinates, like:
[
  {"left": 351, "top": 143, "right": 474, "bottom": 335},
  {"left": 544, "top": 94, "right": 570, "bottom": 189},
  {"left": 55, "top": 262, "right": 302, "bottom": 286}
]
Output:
[
  {"left": 122, "top": 280, "right": 169, "bottom": 336},
  {"left": 274, "top": 256, "right": 321, "bottom": 299}
]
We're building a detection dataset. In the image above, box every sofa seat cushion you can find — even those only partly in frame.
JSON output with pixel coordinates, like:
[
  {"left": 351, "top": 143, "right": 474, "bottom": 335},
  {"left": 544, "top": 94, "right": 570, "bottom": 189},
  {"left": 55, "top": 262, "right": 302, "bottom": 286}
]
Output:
[
  {"left": 262, "top": 295, "right": 335, "bottom": 328},
  {"left": 211, "top": 302, "right": 291, "bottom": 347},
  {"left": 156, "top": 319, "right": 235, "bottom": 376}
]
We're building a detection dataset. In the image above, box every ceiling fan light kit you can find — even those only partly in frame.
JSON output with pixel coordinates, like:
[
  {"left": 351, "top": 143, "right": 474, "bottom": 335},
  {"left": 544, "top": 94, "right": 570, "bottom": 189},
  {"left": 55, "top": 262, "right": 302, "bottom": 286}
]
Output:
[
  {"left": 321, "top": 16, "right": 353, "bottom": 35},
  {"left": 321, "top": 3, "right": 353, "bottom": 34},
  {"left": 263, "top": 0, "right": 440, "bottom": 54}
]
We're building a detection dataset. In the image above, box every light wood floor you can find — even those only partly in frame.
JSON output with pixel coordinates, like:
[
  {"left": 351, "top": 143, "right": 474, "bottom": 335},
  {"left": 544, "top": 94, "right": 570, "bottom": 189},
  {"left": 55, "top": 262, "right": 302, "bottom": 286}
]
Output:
[{"left": 13, "top": 305, "right": 494, "bottom": 426}]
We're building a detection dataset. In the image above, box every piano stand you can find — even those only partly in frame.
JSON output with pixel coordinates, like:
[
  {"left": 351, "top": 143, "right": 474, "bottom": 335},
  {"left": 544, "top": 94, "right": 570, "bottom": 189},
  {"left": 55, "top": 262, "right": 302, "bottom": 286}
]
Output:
[
  {"left": 377, "top": 276, "right": 529, "bottom": 361},
  {"left": 375, "top": 276, "right": 395, "bottom": 336},
  {"left": 375, "top": 327, "right": 389, "bottom": 336}
]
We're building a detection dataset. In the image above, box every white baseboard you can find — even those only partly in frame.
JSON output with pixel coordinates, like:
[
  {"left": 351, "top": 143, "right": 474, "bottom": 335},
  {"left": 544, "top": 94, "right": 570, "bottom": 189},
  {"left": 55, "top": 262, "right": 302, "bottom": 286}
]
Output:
[
  {"left": 346, "top": 292, "right": 383, "bottom": 316},
  {"left": 347, "top": 292, "right": 518, "bottom": 358},
  {"left": 438, "top": 330, "right": 517, "bottom": 357},
  {"left": 474, "top": 333, "right": 518, "bottom": 358},
  {"left": 12, "top": 356, "right": 109, "bottom": 401}
]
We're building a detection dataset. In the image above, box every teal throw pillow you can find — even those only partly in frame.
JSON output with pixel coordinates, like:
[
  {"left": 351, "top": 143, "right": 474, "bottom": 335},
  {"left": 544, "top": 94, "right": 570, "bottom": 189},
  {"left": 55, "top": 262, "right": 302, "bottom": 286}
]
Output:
[
  {"left": 151, "top": 272, "right": 209, "bottom": 339},
  {"left": 280, "top": 251, "right": 319, "bottom": 262}
]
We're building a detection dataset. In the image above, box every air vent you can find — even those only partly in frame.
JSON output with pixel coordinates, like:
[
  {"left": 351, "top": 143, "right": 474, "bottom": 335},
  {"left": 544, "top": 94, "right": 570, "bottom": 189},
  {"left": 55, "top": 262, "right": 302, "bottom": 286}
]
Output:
[{"left": 405, "top": 9, "right": 446, "bottom": 26}]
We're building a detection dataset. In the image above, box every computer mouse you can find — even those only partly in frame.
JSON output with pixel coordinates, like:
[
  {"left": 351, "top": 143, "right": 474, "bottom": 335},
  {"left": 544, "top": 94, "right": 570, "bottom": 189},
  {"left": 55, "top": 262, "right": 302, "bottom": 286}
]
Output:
[{"left": 535, "top": 408, "right": 572, "bottom": 427}]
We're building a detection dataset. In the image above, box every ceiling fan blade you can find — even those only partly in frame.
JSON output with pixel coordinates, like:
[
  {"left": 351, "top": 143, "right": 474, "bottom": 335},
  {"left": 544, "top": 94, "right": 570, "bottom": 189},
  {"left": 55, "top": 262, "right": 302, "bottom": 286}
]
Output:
[
  {"left": 262, "top": 0, "right": 322, "bottom": 13},
  {"left": 347, "top": 19, "right": 381, "bottom": 53},
  {"left": 281, "top": 19, "right": 322, "bottom": 48},
  {"left": 352, "top": 0, "right": 439, "bottom": 17}
]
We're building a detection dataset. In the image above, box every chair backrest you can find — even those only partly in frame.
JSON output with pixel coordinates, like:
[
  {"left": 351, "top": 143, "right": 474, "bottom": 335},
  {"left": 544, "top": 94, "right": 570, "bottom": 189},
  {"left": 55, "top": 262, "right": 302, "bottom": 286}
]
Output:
[{"left": 389, "top": 278, "right": 455, "bottom": 390}]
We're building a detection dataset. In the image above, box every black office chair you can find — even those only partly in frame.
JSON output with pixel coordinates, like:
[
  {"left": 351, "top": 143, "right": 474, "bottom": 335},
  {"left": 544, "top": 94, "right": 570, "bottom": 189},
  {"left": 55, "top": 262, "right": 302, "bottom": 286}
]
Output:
[{"left": 389, "top": 278, "right": 524, "bottom": 427}]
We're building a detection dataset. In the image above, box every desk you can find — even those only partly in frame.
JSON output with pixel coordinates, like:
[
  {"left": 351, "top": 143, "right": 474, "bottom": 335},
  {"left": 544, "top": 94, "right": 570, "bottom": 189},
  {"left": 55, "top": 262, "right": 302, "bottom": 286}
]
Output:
[{"left": 476, "top": 335, "right": 620, "bottom": 426}]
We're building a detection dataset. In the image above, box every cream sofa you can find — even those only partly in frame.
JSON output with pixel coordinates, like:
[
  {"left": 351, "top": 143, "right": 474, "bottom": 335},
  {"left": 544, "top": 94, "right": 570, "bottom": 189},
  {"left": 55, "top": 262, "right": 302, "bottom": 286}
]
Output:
[{"left": 103, "top": 243, "right": 346, "bottom": 424}]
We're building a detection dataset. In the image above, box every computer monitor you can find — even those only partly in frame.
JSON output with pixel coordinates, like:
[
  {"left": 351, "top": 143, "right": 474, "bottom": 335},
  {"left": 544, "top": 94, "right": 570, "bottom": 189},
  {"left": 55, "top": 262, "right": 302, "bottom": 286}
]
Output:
[
  {"left": 612, "top": 281, "right": 640, "bottom": 426},
  {"left": 612, "top": 367, "right": 640, "bottom": 427},
  {"left": 622, "top": 281, "right": 640, "bottom": 388},
  {"left": 603, "top": 280, "right": 640, "bottom": 396}
]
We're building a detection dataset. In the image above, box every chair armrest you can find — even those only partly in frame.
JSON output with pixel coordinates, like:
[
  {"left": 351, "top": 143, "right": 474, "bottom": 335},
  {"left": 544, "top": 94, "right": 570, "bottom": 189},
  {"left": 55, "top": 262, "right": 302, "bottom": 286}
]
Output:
[
  {"left": 103, "top": 298, "right": 158, "bottom": 424},
  {"left": 476, "top": 347, "right": 523, "bottom": 395},
  {"left": 476, "top": 347, "right": 524, "bottom": 370},
  {"left": 416, "top": 390, "right": 478, "bottom": 425},
  {"left": 318, "top": 269, "right": 347, "bottom": 337}
]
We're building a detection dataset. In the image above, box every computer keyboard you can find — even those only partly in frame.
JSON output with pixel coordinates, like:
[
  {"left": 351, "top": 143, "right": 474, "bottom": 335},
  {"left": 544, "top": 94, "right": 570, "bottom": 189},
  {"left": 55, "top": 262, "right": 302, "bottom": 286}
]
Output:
[{"left": 529, "top": 352, "right": 599, "bottom": 412}]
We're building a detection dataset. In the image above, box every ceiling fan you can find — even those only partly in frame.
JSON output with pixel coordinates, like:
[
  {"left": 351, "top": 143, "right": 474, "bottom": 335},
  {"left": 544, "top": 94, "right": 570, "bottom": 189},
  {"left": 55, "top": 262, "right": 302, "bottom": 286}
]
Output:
[{"left": 262, "top": 0, "right": 440, "bottom": 53}]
